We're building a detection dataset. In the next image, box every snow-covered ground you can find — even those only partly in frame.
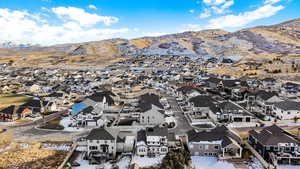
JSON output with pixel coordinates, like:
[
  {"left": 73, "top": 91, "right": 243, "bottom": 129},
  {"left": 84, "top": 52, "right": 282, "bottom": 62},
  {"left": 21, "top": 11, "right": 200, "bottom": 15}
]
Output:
[
  {"left": 131, "top": 155, "right": 164, "bottom": 168},
  {"left": 278, "top": 165, "right": 300, "bottom": 169},
  {"left": 59, "top": 117, "right": 84, "bottom": 132},
  {"left": 191, "top": 156, "right": 237, "bottom": 169},
  {"left": 0, "top": 121, "right": 16, "bottom": 125},
  {"left": 191, "top": 156, "right": 264, "bottom": 169},
  {"left": 40, "top": 143, "right": 71, "bottom": 151},
  {"left": 73, "top": 153, "right": 131, "bottom": 169}
]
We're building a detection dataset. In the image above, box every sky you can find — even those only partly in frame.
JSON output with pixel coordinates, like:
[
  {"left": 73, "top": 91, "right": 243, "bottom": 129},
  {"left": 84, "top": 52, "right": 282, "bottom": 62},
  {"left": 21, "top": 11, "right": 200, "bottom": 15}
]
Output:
[{"left": 0, "top": 0, "right": 299, "bottom": 45}]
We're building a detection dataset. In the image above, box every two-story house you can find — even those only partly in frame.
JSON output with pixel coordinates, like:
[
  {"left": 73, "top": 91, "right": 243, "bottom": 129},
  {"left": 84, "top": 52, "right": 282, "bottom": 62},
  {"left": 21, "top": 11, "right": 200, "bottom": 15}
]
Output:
[
  {"left": 187, "top": 125, "right": 242, "bottom": 159},
  {"left": 249, "top": 125, "right": 300, "bottom": 165},
  {"left": 136, "top": 126, "right": 169, "bottom": 157}
]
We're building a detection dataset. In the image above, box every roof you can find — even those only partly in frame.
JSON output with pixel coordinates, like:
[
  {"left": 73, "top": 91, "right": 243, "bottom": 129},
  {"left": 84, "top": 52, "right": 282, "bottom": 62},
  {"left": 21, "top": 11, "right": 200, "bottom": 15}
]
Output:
[
  {"left": 86, "top": 91, "right": 115, "bottom": 105},
  {"left": 189, "top": 95, "right": 220, "bottom": 113},
  {"left": 137, "top": 129, "right": 146, "bottom": 142},
  {"left": 146, "top": 126, "right": 168, "bottom": 137},
  {"left": 139, "top": 93, "right": 164, "bottom": 112},
  {"left": 219, "top": 101, "right": 243, "bottom": 111},
  {"left": 249, "top": 125, "right": 300, "bottom": 146},
  {"left": 21, "top": 99, "right": 42, "bottom": 108},
  {"left": 71, "top": 102, "right": 89, "bottom": 116},
  {"left": 0, "top": 105, "right": 15, "bottom": 115},
  {"left": 274, "top": 101, "right": 300, "bottom": 111},
  {"left": 86, "top": 128, "right": 117, "bottom": 140},
  {"left": 188, "top": 125, "right": 241, "bottom": 148},
  {"left": 177, "top": 86, "right": 201, "bottom": 95},
  {"left": 255, "top": 90, "right": 278, "bottom": 100}
]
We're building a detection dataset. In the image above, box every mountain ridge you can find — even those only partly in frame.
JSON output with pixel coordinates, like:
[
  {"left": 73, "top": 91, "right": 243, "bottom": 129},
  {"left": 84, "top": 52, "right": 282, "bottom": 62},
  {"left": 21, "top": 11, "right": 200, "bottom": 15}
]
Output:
[{"left": 0, "top": 18, "right": 299, "bottom": 67}]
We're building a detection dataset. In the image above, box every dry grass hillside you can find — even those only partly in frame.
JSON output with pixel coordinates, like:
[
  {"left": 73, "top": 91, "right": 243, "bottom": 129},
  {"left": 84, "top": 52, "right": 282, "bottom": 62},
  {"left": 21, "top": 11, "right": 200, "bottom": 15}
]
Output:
[{"left": 0, "top": 18, "right": 299, "bottom": 68}]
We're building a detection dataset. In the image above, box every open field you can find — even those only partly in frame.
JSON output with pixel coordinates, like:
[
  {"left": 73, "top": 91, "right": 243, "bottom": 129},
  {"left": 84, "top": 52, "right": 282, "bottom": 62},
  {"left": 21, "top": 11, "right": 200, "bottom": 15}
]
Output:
[{"left": 0, "top": 94, "right": 32, "bottom": 109}]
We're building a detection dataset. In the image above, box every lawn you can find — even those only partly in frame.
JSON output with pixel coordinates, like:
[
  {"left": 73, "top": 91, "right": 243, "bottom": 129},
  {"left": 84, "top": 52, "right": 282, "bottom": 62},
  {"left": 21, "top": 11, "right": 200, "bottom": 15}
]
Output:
[
  {"left": 0, "top": 94, "right": 32, "bottom": 109},
  {"left": 39, "top": 117, "right": 64, "bottom": 130}
]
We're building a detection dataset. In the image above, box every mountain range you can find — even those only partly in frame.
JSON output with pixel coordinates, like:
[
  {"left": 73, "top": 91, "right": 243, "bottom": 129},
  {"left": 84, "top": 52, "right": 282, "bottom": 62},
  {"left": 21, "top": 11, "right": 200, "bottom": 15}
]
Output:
[{"left": 0, "top": 18, "right": 299, "bottom": 68}]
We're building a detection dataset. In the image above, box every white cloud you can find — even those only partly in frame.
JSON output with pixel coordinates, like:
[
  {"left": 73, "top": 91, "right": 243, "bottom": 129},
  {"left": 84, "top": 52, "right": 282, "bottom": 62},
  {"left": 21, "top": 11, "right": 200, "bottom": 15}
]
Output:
[
  {"left": 206, "top": 4, "right": 284, "bottom": 29},
  {"left": 52, "top": 6, "right": 118, "bottom": 26},
  {"left": 199, "top": 0, "right": 234, "bottom": 18},
  {"left": 203, "top": 0, "right": 227, "bottom": 5},
  {"left": 88, "top": 4, "right": 97, "bottom": 10},
  {"left": 265, "top": 0, "right": 281, "bottom": 4},
  {"left": 0, "top": 8, "right": 129, "bottom": 45}
]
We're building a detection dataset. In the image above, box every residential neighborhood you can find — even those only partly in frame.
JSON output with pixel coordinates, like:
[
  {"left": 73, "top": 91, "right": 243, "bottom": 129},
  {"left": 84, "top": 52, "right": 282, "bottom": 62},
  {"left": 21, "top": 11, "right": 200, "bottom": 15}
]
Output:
[{"left": 1, "top": 54, "right": 300, "bottom": 169}]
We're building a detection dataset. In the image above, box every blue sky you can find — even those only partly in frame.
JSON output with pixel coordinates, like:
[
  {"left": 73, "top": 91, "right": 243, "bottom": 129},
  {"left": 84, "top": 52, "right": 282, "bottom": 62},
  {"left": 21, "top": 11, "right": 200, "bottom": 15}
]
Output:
[{"left": 0, "top": 0, "right": 299, "bottom": 45}]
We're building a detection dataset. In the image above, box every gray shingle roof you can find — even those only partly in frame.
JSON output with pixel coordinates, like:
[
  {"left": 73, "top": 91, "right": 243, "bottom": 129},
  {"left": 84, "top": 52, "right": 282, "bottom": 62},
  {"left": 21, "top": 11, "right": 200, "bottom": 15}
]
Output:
[{"left": 249, "top": 125, "right": 300, "bottom": 146}]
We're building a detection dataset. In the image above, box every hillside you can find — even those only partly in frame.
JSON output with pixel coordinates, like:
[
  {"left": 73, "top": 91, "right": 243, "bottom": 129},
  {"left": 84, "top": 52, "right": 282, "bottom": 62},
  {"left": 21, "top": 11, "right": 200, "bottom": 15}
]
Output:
[{"left": 0, "top": 18, "right": 299, "bottom": 68}]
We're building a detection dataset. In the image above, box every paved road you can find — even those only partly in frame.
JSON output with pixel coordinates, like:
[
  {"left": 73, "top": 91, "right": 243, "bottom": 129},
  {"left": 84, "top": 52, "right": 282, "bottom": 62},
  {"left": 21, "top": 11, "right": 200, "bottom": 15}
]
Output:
[
  {"left": 167, "top": 95, "right": 193, "bottom": 135},
  {"left": 5, "top": 111, "right": 87, "bottom": 141}
]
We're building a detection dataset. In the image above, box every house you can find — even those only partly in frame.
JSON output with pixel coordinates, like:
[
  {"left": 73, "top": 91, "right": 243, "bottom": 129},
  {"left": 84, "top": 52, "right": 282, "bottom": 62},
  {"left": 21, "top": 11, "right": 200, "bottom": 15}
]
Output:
[
  {"left": 248, "top": 125, "right": 300, "bottom": 165},
  {"left": 139, "top": 105, "right": 165, "bottom": 125},
  {"left": 139, "top": 93, "right": 165, "bottom": 125},
  {"left": 83, "top": 127, "right": 135, "bottom": 163},
  {"left": 260, "top": 78, "right": 278, "bottom": 90},
  {"left": 273, "top": 101, "right": 300, "bottom": 120},
  {"left": 73, "top": 106, "right": 104, "bottom": 127},
  {"left": 18, "top": 99, "right": 44, "bottom": 114},
  {"left": 83, "top": 91, "right": 115, "bottom": 111},
  {"left": 218, "top": 101, "right": 255, "bottom": 123},
  {"left": 188, "top": 95, "right": 220, "bottom": 122},
  {"left": 0, "top": 105, "right": 18, "bottom": 121},
  {"left": 187, "top": 125, "right": 242, "bottom": 159},
  {"left": 86, "top": 128, "right": 119, "bottom": 161},
  {"left": 136, "top": 126, "right": 169, "bottom": 157}
]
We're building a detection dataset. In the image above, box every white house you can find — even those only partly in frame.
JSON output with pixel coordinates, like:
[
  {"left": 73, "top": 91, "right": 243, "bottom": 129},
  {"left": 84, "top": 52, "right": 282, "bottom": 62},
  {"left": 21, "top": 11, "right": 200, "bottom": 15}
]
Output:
[
  {"left": 273, "top": 101, "right": 300, "bottom": 120},
  {"left": 136, "top": 126, "right": 169, "bottom": 157}
]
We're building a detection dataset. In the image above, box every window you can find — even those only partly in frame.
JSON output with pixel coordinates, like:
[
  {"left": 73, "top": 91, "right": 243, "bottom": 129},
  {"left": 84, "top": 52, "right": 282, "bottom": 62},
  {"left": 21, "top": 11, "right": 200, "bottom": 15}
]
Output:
[
  {"left": 214, "top": 145, "right": 219, "bottom": 150},
  {"left": 199, "top": 145, "right": 203, "bottom": 150},
  {"left": 266, "top": 146, "right": 270, "bottom": 150},
  {"left": 274, "top": 146, "right": 278, "bottom": 151},
  {"left": 89, "top": 146, "right": 97, "bottom": 150},
  {"left": 205, "top": 145, "right": 209, "bottom": 150}
]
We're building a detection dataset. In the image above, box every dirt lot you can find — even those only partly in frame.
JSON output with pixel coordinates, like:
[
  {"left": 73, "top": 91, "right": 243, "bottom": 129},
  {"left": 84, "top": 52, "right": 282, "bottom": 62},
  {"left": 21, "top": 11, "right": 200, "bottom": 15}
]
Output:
[{"left": 0, "top": 133, "right": 69, "bottom": 169}]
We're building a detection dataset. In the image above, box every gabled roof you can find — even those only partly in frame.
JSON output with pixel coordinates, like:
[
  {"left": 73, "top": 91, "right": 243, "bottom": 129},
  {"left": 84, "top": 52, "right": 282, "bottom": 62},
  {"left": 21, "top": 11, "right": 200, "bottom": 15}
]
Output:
[
  {"left": 86, "top": 91, "right": 115, "bottom": 105},
  {"left": 21, "top": 99, "right": 42, "bottom": 108},
  {"left": 249, "top": 125, "right": 300, "bottom": 146},
  {"left": 139, "top": 93, "right": 163, "bottom": 112},
  {"left": 146, "top": 126, "right": 168, "bottom": 137},
  {"left": 255, "top": 90, "right": 278, "bottom": 100},
  {"left": 273, "top": 101, "right": 300, "bottom": 111},
  {"left": 219, "top": 101, "right": 243, "bottom": 111},
  {"left": 189, "top": 95, "right": 220, "bottom": 113},
  {"left": 86, "top": 128, "right": 117, "bottom": 140},
  {"left": 188, "top": 125, "right": 241, "bottom": 148},
  {"left": 0, "top": 105, "right": 15, "bottom": 115}
]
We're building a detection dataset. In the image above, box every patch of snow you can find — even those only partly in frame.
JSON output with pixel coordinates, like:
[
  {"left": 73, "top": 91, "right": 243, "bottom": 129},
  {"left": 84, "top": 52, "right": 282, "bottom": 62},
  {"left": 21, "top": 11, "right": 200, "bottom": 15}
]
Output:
[
  {"left": 76, "top": 146, "right": 87, "bottom": 152},
  {"left": 278, "top": 165, "right": 300, "bottom": 169},
  {"left": 40, "top": 143, "right": 71, "bottom": 151},
  {"left": 0, "top": 121, "right": 16, "bottom": 125},
  {"left": 117, "top": 156, "right": 131, "bottom": 169},
  {"left": 248, "top": 157, "right": 264, "bottom": 169},
  {"left": 131, "top": 155, "right": 164, "bottom": 168},
  {"left": 60, "top": 117, "right": 84, "bottom": 132},
  {"left": 191, "top": 156, "right": 236, "bottom": 169}
]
